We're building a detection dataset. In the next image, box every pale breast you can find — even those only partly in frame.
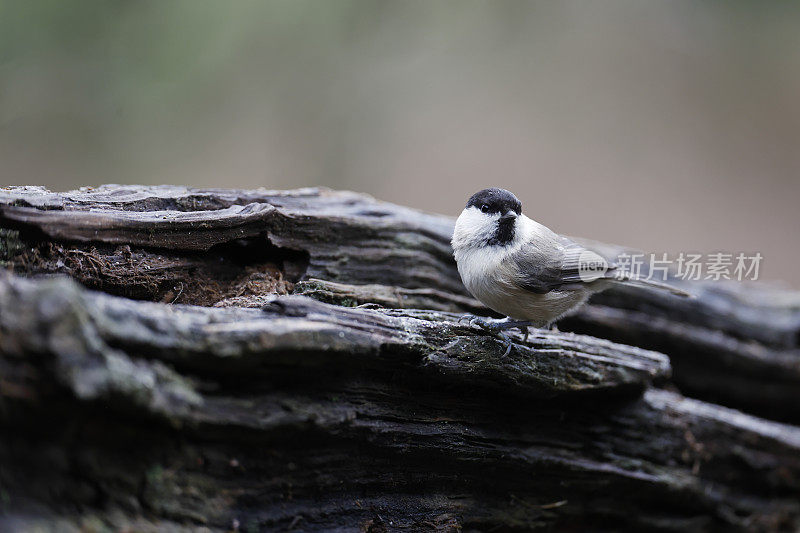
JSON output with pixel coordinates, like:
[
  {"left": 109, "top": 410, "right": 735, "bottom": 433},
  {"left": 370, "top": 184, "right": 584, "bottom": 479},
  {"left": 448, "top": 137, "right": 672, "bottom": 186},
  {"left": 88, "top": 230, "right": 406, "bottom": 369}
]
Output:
[{"left": 456, "top": 246, "right": 589, "bottom": 326}]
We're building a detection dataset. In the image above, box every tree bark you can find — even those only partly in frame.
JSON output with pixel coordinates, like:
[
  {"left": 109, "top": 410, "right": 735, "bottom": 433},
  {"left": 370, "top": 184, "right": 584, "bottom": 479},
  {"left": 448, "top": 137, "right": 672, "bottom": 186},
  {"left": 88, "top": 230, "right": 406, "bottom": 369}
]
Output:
[{"left": 1, "top": 185, "right": 799, "bottom": 531}]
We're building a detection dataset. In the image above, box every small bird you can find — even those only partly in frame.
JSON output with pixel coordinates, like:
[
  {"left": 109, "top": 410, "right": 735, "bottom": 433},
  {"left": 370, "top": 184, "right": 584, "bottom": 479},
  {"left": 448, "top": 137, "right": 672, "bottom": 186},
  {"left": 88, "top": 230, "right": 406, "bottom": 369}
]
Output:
[{"left": 451, "top": 188, "right": 690, "bottom": 352}]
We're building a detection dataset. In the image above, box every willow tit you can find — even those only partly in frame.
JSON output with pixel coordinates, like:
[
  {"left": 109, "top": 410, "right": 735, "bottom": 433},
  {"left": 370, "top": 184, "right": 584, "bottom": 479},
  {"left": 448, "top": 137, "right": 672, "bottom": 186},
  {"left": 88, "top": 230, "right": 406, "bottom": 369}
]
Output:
[{"left": 452, "top": 188, "right": 690, "bottom": 348}]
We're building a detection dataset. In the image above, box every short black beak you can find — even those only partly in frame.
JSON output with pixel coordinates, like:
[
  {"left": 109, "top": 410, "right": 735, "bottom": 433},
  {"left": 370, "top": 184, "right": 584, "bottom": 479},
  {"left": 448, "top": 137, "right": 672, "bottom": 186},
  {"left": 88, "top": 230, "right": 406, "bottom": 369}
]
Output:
[{"left": 499, "top": 212, "right": 517, "bottom": 223}]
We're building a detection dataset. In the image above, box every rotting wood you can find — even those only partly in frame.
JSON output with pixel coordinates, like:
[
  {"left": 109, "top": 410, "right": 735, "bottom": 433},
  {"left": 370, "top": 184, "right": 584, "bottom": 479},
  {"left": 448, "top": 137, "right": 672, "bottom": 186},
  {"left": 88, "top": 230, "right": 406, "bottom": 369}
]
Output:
[
  {"left": 1, "top": 184, "right": 800, "bottom": 531},
  {"left": 2, "top": 185, "right": 800, "bottom": 424},
  {"left": 1, "top": 275, "right": 799, "bottom": 531}
]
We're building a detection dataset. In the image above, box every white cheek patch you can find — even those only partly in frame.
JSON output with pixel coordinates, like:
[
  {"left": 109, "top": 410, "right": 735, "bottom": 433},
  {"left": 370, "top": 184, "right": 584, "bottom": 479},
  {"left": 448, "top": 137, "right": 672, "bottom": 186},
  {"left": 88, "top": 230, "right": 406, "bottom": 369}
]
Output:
[{"left": 451, "top": 207, "right": 500, "bottom": 250}]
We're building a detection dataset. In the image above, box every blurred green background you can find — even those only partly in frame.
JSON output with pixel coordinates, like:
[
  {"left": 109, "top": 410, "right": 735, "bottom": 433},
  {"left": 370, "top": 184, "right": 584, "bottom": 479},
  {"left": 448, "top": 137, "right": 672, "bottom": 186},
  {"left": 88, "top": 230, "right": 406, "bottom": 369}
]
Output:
[{"left": 1, "top": 1, "right": 798, "bottom": 284}]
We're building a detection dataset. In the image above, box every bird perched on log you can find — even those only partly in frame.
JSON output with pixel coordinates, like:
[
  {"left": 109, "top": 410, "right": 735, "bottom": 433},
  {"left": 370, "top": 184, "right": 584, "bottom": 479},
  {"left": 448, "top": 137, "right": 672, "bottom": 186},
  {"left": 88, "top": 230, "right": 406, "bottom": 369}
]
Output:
[{"left": 452, "top": 187, "right": 691, "bottom": 354}]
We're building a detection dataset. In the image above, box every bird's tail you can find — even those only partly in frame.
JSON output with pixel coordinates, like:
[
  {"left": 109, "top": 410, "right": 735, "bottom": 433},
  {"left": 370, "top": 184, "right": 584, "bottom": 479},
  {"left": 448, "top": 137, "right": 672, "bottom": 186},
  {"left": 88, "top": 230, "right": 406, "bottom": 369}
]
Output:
[{"left": 611, "top": 272, "right": 694, "bottom": 298}]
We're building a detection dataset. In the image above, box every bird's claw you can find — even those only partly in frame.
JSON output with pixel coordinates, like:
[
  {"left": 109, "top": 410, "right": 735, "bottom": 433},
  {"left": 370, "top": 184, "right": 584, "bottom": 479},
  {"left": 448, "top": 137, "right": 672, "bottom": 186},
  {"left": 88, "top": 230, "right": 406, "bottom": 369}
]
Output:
[
  {"left": 458, "top": 314, "right": 517, "bottom": 356},
  {"left": 458, "top": 313, "right": 498, "bottom": 330},
  {"left": 457, "top": 313, "right": 490, "bottom": 326},
  {"left": 496, "top": 332, "right": 514, "bottom": 357},
  {"left": 457, "top": 313, "right": 476, "bottom": 325},
  {"left": 460, "top": 313, "right": 502, "bottom": 329}
]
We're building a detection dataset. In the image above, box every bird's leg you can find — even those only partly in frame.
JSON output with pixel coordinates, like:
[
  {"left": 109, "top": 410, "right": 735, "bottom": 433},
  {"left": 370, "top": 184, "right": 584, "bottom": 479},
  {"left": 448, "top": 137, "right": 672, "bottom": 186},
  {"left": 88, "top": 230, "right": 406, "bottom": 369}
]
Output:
[
  {"left": 457, "top": 315, "right": 512, "bottom": 356},
  {"left": 466, "top": 317, "right": 532, "bottom": 357},
  {"left": 468, "top": 316, "right": 531, "bottom": 332},
  {"left": 457, "top": 313, "right": 480, "bottom": 325},
  {"left": 456, "top": 313, "right": 497, "bottom": 328}
]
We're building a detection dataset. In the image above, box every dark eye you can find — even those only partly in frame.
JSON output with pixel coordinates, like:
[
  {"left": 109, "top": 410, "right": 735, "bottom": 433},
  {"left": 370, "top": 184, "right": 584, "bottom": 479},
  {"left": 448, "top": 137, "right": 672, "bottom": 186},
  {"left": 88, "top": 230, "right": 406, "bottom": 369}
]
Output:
[{"left": 480, "top": 204, "right": 490, "bottom": 213}]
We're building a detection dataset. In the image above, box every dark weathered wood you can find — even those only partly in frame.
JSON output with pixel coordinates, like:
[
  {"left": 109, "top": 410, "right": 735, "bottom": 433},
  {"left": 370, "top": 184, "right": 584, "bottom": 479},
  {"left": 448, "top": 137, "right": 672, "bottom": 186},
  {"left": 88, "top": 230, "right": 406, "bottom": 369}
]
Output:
[
  {"left": 569, "top": 239, "right": 800, "bottom": 351},
  {"left": 560, "top": 303, "right": 800, "bottom": 423},
  {"left": 2, "top": 185, "right": 799, "bottom": 424},
  {"left": 0, "top": 275, "right": 670, "bottom": 402},
  {"left": 2, "top": 275, "right": 799, "bottom": 532},
  {"left": 0, "top": 185, "right": 461, "bottom": 293},
  {"left": 298, "top": 277, "right": 800, "bottom": 424}
]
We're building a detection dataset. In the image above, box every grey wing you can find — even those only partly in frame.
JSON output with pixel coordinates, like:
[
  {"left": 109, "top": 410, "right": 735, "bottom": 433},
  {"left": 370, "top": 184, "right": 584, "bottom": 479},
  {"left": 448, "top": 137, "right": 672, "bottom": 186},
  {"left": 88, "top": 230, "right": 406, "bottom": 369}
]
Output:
[{"left": 510, "top": 235, "right": 615, "bottom": 294}]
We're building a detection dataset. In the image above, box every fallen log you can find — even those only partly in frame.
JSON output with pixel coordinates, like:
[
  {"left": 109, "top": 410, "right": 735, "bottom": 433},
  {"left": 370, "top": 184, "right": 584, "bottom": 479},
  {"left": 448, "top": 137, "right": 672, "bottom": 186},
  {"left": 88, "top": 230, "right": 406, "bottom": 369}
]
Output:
[
  {"left": 1, "top": 275, "right": 799, "bottom": 531},
  {"left": 5, "top": 185, "right": 795, "bottom": 422}
]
